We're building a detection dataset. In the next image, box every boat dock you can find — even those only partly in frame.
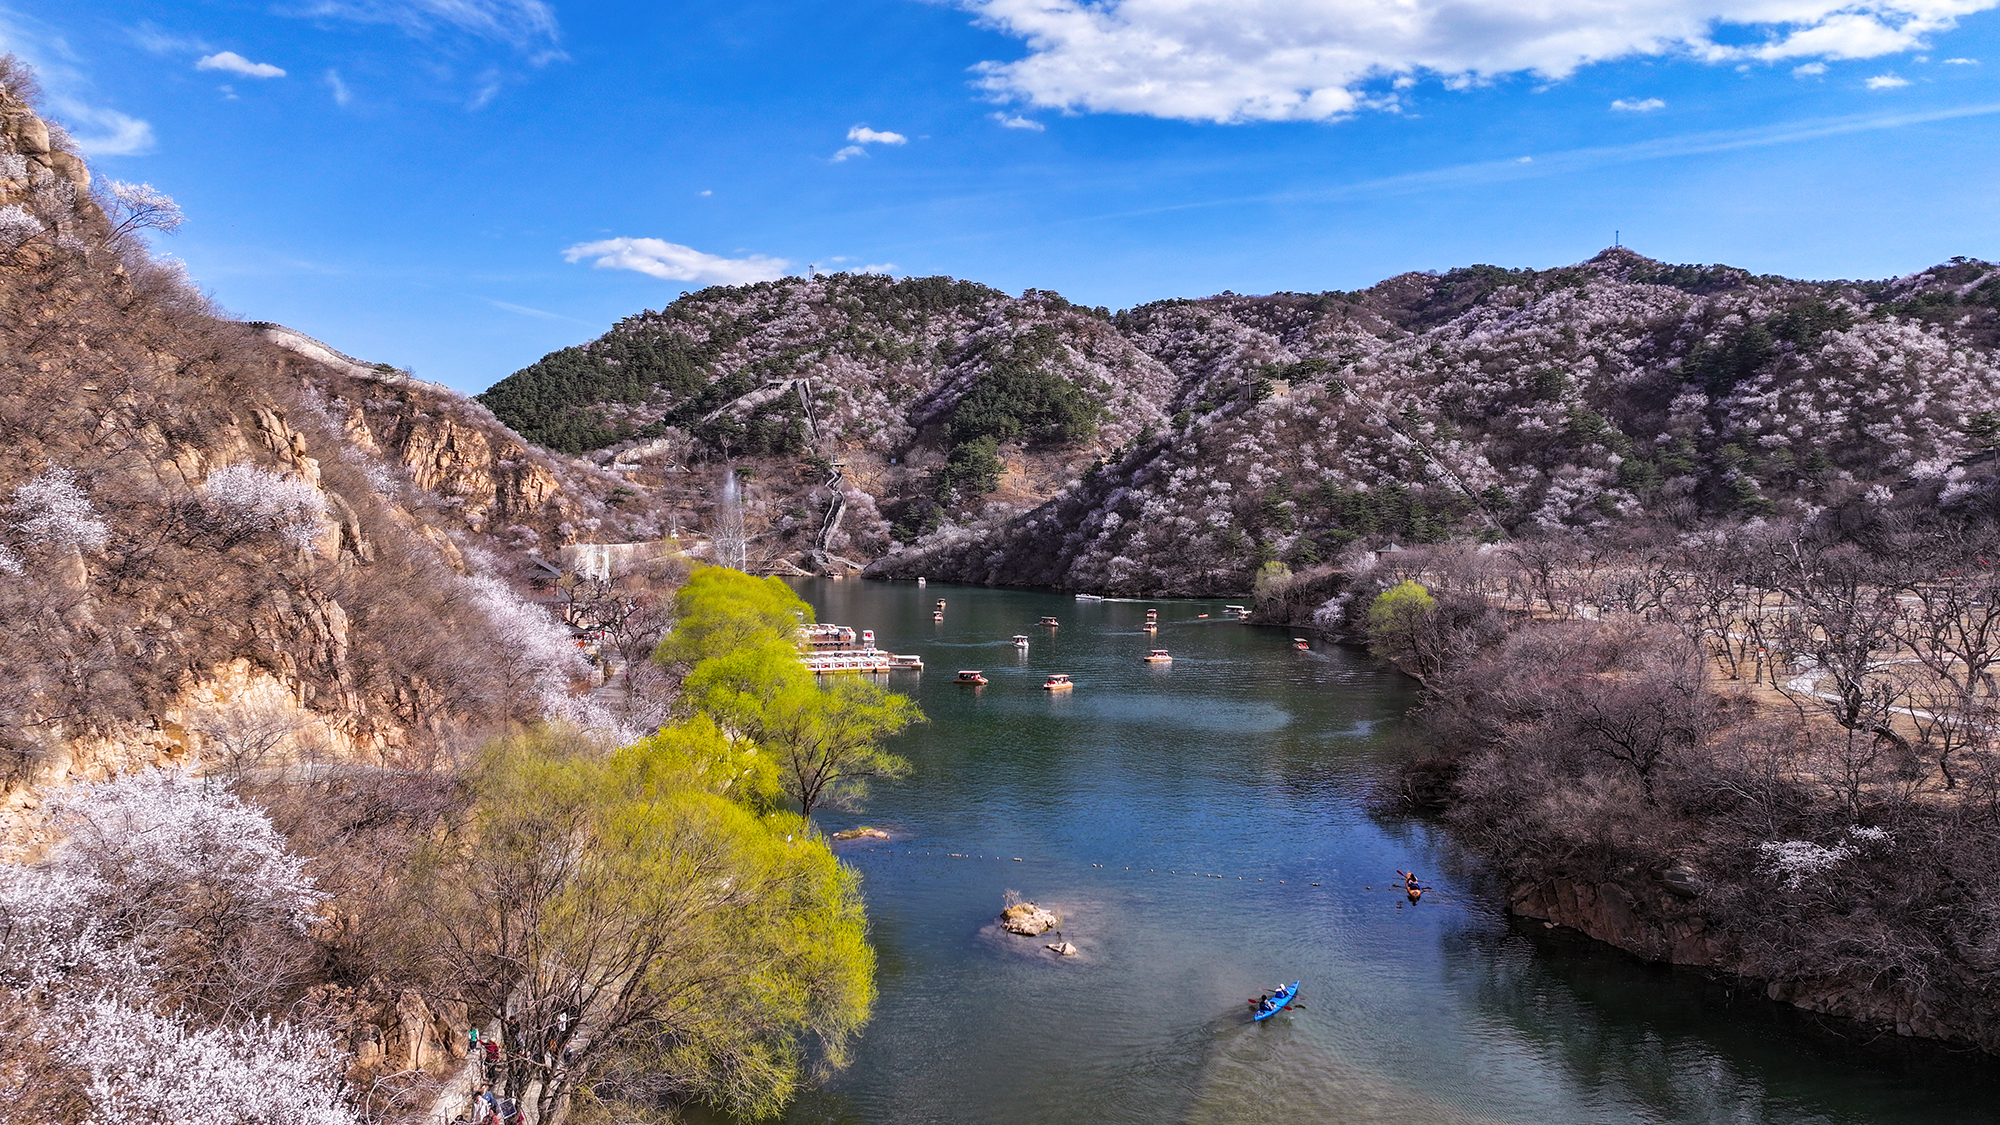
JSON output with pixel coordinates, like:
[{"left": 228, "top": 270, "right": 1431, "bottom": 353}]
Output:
[
  {"left": 801, "top": 623, "right": 859, "bottom": 649},
  {"left": 799, "top": 622, "right": 922, "bottom": 673}
]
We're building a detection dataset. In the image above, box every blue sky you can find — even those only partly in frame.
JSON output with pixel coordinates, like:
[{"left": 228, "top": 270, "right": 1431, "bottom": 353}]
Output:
[{"left": 11, "top": 0, "right": 2000, "bottom": 392}]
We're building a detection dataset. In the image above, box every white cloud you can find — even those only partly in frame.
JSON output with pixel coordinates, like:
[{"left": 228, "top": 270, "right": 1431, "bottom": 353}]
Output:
[
  {"left": 282, "top": 0, "right": 559, "bottom": 47},
  {"left": 831, "top": 144, "right": 867, "bottom": 162},
  {"left": 197, "top": 51, "right": 285, "bottom": 78},
  {"left": 1793, "top": 61, "right": 1828, "bottom": 75},
  {"left": 1866, "top": 74, "right": 1910, "bottom": 87},
  {"left": 698, "top": 189, "right": 713, "bottom": 196},
  {"left": 1515, "top": 155, "right": 1533, "bottom": 162},
  {"left": 965, "top": 0, "right": 2000, "bottom": 123},
  {"left": 1392, "top": 75, "right": 1418, "bottom": 89},
  {"left": 1943, "top": 56, "right": 1979, "bottom": 63},
  {"left": 992, "top": 111, "right": 1046, "bottom": 130},
  {"left": 52, "top": 100, "right": 155, "bottom": 155},
  {"left": 562, "top": 237, "right": 787, "bottom": 286},
  {"left": 846, "top": 125, "right": 907, "bottom": 145},
  {"left": 1610, "top": 97, "right": 1666, "bottom": 112},
  {"left": 855, "top": 262, "right": 897, "bottom": 274},
  {"left": 325, "top": 69, "right": 351, "bottom": 105}
]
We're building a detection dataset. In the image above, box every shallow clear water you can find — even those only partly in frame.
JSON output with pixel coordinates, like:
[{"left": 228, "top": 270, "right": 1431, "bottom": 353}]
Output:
[{"left": 752, "top": 580, "right": 2000, "bottom": 1125}]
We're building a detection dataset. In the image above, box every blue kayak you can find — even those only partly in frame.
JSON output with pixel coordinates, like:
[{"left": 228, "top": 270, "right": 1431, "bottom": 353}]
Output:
[{"left": 1252, "top": 981, "right": 1300, "bottom": 1021}]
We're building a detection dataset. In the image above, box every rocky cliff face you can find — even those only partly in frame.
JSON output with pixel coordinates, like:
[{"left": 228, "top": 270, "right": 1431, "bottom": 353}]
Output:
[
  {"left": 1510, "top": 878, "right": 1725, "bottom": 968},
  {"left": 0, "top": 91, "right": 644, "bottom": 850}
]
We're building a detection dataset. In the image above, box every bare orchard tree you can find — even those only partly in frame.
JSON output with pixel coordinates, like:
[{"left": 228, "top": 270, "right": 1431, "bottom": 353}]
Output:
[
  {"left": 1583, "top": 547, "right": 1682, "bottom": 622},
  {"left": 1660, "top": 529, "right": 1762, "bottom": 681},
  {"left": 559, "top": 565, "right": 687, "bottom": 672},
  {"left": 1553, "top": 630, "right": 1716, "bottom": 805},
  {"left": 1505, "top": 535, "right": 1586, "bottom": 618},
  {"left": 1895, "top": 669, "right": 1990, "bottom": 796},
  {"left": 1769, "top": 538, "right": 1913, "bottom": 768},
  {"left": 1894, "top": 561, "right": 2000, "bottom": 789}
]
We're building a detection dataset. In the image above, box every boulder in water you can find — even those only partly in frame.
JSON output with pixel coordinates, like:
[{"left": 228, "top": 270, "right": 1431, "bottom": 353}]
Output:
[{"left": 1000, "top": 902, "right": 1059, "bottom": 935}]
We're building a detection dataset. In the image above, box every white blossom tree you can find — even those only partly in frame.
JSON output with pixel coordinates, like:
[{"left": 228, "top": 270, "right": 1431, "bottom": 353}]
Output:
[
  {"left": 11, "top": 467, "right": 108, "bottom": 553},
  {"left": 201, "top": 463, "right": 328, "bottom": 551},
  {"left": 54, "top": 997, "right": 360, "bottom": 1125},
  {"left": 0, "top": 765, "right": 356, "bottom": 1123},
  {"left": 103, "top": 179, "right": 184, "bottom": 242}
]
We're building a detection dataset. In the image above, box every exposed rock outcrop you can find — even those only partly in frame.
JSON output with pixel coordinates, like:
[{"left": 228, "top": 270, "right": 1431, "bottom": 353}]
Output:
[
  {"left": 1510, "top": 879, "right": 1723, "bottom": 968},
  {"left": 1000, "top": 902, "right": 1060, "bottom": 935},
  {"left": 1509, "top": 876, "right": 2000, "bottom": 1051}
]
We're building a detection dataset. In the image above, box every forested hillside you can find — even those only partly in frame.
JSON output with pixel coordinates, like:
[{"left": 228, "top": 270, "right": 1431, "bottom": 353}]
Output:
[{"left": 484, "top": 252, "right": 2000, "bottom": 593}]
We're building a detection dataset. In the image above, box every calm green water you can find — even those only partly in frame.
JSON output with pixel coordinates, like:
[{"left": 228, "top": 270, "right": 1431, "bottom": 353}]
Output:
[{"left": 769, "top": 580, "right": 2000, "bottom": 1125}]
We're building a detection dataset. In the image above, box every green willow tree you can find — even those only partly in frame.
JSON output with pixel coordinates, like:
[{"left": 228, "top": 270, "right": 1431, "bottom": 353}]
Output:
[
  {"left": 1367, "top": 579, "right": 1449, "bottom": 680},
  {"left": 688, "top": 640, "right": 921, "bottom": 819},
  {"left": 402, "top": 722, "right": 872, "bottom": 1123},
  {"left": 653, "top": 567, "right": 808, "bottom": 674},
  {"left": 663, "top": 566, "right": 922, "bottom": 819}
]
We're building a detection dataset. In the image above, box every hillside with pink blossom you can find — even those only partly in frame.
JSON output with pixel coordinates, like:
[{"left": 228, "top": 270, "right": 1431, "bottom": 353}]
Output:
[{"left": 483, "top": 251, "right": 2000, "bottom": 594}]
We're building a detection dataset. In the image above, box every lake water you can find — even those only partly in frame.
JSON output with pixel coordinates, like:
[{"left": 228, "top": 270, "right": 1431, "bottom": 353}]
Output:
[{"left": 765, "top": 579, "right": 2000, "bottom": 1125}]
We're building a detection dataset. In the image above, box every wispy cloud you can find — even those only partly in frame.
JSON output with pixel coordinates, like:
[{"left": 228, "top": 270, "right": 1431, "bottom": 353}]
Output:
[
  {"left": 1610, "top": 97, "right": 1665, "bottom": 112},
  {"left": 197, "top": 51, "right": 285, "bottom": 78},
  {"left": 469, "top": 68, "right": 503, "bottom": 109},
  {"left": 0, "top": 9, "right": 155, "bottom": 156},
  {"left": 992, "top": 112, "right": 1045, "bottom": 130},
  {"left": 1943, "top": 57, "right": 1979, "bottom": 64},
  {"left": 484, "top": 297, "right": 591, "bottom": 323},
  {"left": 1793, "top": 61, "right": 1828, "bottom": 75},
  {"left": 562, "top": 237, "right": 787, "bottom": 286},
  {"left": 1866, "top": 74, "right": 1910, "bottom": 88},
  {"left": 965, "top": 0, "right": 2000, "bottom": 123},
  {"left": 282, "top": 0, "right": 560, "bottom": 48},
  {"left": 325, "top": 69, "right": 352, "bottom": 105},
  {"left": 53, "top": 100, "right": 155, "bottom": 155},
  {"left": 1033, "top": 100, "right": 2000, "bottom": 232},
  {"left": 129, "top": 23, "right": 208, "bottom": 55},
  {"left": 831, "top": 144, "right": 867, "bottom": 162}
]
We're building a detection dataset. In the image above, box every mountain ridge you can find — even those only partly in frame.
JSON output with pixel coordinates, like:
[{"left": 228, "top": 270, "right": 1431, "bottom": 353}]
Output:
[{"left": 479, "top": 249, "right": 2000, "bottom": 593}]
